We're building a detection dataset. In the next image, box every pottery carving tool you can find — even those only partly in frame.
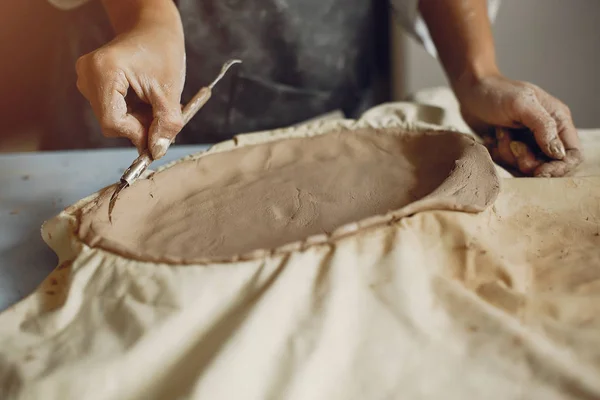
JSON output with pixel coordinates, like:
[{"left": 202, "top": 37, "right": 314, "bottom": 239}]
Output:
[{"left": 108, "top": 59, "right": 242, "bottom": 221}]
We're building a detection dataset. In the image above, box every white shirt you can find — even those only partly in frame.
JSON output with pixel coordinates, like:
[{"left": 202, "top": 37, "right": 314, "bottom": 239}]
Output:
[
  {"left": 391, "top": 0, "right": 501, "bottom": 57},
  {"left": 48, "top": 0, "right": 501, "bottom": 58}
]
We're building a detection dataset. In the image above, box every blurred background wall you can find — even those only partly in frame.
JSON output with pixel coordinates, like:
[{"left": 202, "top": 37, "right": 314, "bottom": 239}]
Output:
[
  {"left": 0, "top": 0, "right": 64, "bottom": 151},
  {"left": 392, "top": 0, "right": 600, "bottom": 128}
]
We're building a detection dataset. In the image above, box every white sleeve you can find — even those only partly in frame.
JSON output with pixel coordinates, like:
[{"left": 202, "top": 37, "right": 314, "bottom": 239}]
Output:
[
  {"left": 391, "top": 0, "right": 501, "bottom": 57},
  {"left": 47, "top": 0, "right": 91, "bottom": 10}
]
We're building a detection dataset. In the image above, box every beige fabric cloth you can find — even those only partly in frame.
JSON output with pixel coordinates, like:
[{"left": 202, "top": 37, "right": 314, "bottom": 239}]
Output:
[{"left": 1, "top": 88, "right": 600, "bottom": 399}]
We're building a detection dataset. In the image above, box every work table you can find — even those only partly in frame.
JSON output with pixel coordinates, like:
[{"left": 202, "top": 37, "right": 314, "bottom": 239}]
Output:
[{"left": 0, "top": 145, "right": 209, "bottom": 312}]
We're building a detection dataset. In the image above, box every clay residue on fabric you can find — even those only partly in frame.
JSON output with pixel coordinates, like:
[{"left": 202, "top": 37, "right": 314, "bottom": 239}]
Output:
[{"left": 78, "top": 128, "right": 498, "bottom": 263}]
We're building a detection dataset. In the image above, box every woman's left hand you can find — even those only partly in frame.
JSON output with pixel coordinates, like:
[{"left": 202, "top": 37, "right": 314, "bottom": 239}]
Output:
[{"left": 455, "top": 74, "right": 583, "bottom": 177}]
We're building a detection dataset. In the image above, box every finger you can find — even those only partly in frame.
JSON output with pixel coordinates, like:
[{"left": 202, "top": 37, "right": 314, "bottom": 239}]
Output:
[
  {"left": 482, "top": 135, "right": 502, "bottom": 164},
  {"left": 489, "top": 147, "right": 502, "bottom": 163},
  {"left": 76, "top": 59, "right": 148, "bottom": 152},
  {"left": 534, "top": 149, "right": 583, "bottom": 178},
  {"left": 537, "top": 92, "right": 582, "bottom": 153},
  {"left": 97, "top": 89, "right": 147, "bottom": 151},
  {"left": 481, "top": 133, "right": 497, "bottom": 151},
  {"left": 496, "top": 128, "right": 518, "bottom": 167},
  {"left": 512, "top": 90, "right": 565, "bottom": 160},
  {"left": 533, "top": 91, "right": 584, "bottom": 177},
  {"left": 509, "top": 141, "right": 543, "bottom": 176},
  {"left": 146, "top": 90, "right": 184, "bottom": 160},
  {"left": 75, "top": 55, "right": 95, "bottom": 100}
]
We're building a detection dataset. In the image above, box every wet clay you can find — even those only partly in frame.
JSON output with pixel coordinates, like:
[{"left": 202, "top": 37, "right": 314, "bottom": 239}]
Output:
[{"left": 78, "top": 128, "right": 499, "bottom": 263}]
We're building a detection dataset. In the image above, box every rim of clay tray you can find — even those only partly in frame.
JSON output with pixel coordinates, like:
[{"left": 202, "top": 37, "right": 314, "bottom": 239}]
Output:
[{"left": 41, "top": 116, "right": 500, "bottom": 266}]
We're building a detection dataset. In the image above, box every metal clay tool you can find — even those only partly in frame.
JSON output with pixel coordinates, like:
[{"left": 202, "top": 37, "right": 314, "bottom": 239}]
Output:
[{"left": 108, "top": 59, "right": 242, "bottom": 221}]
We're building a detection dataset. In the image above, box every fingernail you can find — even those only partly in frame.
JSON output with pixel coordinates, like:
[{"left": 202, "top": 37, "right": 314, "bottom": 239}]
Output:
[
  {"left": 496, "top": 129, "right": 505, "bottom": 139},
  {"left": 510, "top": 141, "right": 526, "bottom": 158},
  {"left": 550, "top": 138, "right": 566, "bottom": 159},
  {"left": 151, "top": 137, "right": 171, "bottom": 159}
]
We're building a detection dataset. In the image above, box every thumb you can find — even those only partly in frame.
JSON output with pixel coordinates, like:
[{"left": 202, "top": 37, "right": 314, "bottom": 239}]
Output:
[{"left": 147, "top": 91, "right": 184, "bottom": 160}]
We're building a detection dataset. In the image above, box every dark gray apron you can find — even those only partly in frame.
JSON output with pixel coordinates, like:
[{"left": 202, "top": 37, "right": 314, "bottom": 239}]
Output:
[{"left": 43, "top": 0, "right": 390, "bottom": 150}]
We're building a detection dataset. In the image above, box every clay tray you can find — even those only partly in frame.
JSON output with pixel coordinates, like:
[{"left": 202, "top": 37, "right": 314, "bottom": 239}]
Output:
[{"left": 42, "top": 117, "right": 500, "bottom": 266}]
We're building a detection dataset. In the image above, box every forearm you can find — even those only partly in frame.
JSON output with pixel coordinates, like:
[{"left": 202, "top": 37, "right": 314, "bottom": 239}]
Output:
[
  {"left": 419, "top": 0, "right": 499, "bottom": 92},
  {"left": 102, "top": 0, "right": 183, "bottom": 37}
]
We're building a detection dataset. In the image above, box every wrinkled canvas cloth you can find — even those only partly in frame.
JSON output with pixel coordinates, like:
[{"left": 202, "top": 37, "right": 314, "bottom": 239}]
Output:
[{"left": 1, "top": 89, "right": 600, "bottom": 399}]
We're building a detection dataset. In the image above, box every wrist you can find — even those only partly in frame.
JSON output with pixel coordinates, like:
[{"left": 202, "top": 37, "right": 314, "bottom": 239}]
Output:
[{"left": 450, "top": 56, "right": 500, "bottom": 100}]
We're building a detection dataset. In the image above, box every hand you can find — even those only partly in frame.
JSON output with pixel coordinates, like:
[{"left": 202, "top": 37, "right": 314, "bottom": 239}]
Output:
[
  {"left": 75, "top": 19, "right": 186, "bottom": 159},
  {"left": 455, "top": 74, "right": 582, "bottom": 177}
]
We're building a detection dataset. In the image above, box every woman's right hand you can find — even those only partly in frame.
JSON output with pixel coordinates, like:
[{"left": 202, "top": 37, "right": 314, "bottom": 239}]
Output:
[{"left": 75, "top": 0, "right": 186, "bottom": 160}]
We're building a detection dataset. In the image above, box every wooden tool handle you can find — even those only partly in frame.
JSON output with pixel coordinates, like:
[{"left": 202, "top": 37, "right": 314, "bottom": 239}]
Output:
[
  {"left": 182, "top": 87, "right": 212, "bottom": 125},
  {"left": 111, "top": 63, "right": 233, "bottom": 213}
]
